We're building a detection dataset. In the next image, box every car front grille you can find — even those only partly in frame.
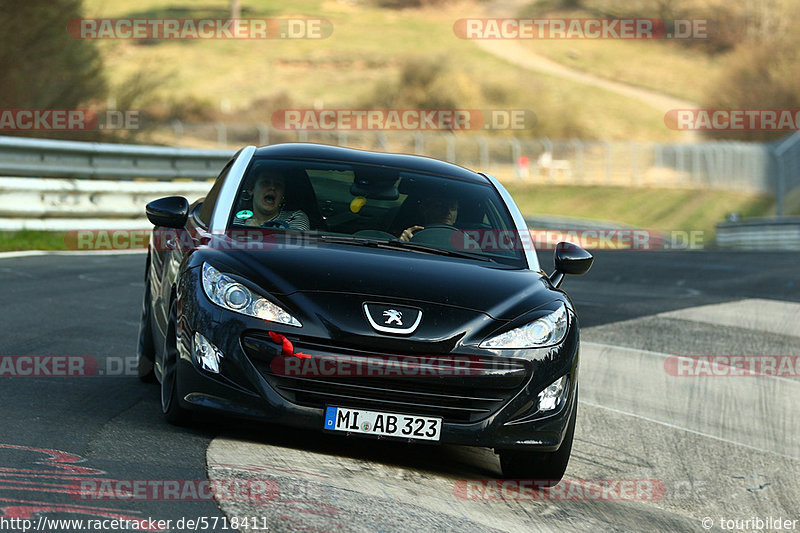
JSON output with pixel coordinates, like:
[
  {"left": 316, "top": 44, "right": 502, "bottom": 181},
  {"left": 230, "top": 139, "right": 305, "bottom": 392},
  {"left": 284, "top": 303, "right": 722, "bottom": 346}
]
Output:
[{"left": 240, "top": 333, "right": 530, "bottom": 423}]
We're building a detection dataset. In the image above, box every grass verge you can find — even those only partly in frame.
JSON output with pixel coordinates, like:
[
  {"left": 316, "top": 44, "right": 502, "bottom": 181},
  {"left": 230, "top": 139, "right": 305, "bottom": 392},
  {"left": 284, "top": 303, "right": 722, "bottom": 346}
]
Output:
[
  {"left": 505, "top": 185, "right": 774, "bottom": 238},
  {"left": 0, "top": 231, "right": 69, "bottom": 252}
]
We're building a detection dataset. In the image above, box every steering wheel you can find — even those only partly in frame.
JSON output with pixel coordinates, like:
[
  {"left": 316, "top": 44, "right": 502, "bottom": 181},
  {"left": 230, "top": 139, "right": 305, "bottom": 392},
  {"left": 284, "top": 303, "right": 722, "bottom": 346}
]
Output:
[
  {"left": 261, "top": 220, "right": 290, "bottom": 229},
  {"left": 409, "top": 224, "right": 459, "bottom": 245}
]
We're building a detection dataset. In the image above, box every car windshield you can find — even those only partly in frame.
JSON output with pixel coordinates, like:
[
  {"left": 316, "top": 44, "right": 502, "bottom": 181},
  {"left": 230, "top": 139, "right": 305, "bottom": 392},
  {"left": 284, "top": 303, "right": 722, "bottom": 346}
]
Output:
[{"left": 227, "top": 157, "right": 527, "bottom": 267}]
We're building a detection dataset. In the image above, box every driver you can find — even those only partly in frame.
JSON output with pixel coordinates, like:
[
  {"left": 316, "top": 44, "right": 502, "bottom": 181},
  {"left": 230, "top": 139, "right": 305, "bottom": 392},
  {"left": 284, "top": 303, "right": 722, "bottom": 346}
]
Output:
[
  {"left": 399, "top": 198, "right": 458, "bottom": 241},
  {"left": 237, "top": 171, "right": 310, "bottom": 230}
]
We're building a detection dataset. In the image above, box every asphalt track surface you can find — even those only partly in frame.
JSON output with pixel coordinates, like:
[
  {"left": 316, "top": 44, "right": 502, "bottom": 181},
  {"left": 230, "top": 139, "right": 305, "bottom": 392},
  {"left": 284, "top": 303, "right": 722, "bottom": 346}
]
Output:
[{"left": 1, "top": 250, "right": 798, "bottom": 532}]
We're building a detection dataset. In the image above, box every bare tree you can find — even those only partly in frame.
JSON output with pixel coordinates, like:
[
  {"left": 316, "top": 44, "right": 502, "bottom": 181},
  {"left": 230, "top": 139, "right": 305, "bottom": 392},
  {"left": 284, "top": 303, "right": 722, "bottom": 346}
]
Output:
[{"left": 0, "top": 0, "right": 106, "bottom": 119}]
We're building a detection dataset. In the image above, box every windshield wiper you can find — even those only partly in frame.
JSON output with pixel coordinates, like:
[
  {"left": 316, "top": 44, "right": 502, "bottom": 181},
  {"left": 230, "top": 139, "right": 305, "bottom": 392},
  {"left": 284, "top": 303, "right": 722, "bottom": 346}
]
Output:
[
  {"left": 315, "top": 235, "right": 382, "bottom": 246},
  {"left": 314, "top": 234, "right": 494, "bottom": 262},
  {"left": 378, "top": 239, "right": 496, "bottom": 262}
]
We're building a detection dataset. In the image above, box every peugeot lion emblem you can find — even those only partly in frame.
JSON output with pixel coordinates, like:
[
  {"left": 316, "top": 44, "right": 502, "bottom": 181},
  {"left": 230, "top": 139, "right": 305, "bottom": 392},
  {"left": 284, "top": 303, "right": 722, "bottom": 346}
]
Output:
[
  {"left": 383, "top": 309, "right": 403, "bottom": 325},
  {"left": 364, "top": 303, "right": 422, "bottom": 334}
]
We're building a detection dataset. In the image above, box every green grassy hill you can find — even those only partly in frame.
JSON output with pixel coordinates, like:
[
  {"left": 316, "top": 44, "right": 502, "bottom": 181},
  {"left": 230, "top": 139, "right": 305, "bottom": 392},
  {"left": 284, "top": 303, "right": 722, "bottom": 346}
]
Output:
[{"left": 82, "top": 0, "right": 718, "bottom": 142}]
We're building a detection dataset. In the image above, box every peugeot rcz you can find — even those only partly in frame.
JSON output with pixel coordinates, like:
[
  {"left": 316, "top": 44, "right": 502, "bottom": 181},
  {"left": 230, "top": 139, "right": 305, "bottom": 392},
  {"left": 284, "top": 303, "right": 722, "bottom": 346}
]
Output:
[{"left": 137, "top": 143, "right": 593, "bottom": 482}]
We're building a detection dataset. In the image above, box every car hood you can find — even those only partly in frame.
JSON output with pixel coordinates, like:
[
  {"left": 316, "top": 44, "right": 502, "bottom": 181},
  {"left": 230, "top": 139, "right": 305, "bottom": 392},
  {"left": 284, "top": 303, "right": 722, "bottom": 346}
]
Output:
[{"left": 203, "top": 238, "right": 553, "bottom": 321}]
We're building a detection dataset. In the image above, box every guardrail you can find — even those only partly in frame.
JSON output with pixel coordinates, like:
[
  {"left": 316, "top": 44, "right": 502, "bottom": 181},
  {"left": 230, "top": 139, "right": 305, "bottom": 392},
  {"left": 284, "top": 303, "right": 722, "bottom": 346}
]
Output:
[
  {"left": 716, "top": 217, "right": 800, "bottom": 251},
  {"left": 0, "top": 135, "right": 233, "bottom": 180},
  {"left": 0, "top": 177, "right": 212, "bottom": 231}
]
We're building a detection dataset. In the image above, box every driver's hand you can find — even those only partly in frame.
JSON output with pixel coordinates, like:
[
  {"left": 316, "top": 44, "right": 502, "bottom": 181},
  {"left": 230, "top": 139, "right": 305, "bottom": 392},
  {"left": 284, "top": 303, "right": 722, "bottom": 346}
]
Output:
[{"left": 400, "top": 225, "right": 424, "bottom": 241}]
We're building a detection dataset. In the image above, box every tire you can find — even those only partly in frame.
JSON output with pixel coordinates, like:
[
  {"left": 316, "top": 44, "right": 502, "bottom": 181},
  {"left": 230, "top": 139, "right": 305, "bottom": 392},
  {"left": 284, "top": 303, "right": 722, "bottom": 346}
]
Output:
[
  {"left": 499, "top": 393, "right": 577, "bottom": 486},
  {"left": 136, "top": 269, "right": 156, "bottom": 383},
  {"left": 161, "top": 299, "right": 192, "bottom": 425}
]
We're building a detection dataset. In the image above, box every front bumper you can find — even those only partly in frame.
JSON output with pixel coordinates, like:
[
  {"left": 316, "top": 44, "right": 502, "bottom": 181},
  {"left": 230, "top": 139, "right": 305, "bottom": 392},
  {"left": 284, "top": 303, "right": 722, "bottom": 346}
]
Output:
[{"left": 174, "top": 275, "right": 580, "bottom": 451}]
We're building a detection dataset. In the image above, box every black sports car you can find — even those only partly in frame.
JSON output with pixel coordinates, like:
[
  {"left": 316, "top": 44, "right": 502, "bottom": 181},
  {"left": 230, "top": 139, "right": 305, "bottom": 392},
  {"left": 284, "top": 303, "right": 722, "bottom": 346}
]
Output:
[{"left": 138, "top": 143, "right": 592, "bottom": 482}]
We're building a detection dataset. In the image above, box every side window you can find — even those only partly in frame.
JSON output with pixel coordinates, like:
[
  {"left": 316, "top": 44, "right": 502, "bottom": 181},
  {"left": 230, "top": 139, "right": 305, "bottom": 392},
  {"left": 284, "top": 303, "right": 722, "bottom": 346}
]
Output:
[{"left": 197, "top": 161, "right": 233, "bottom": 227}]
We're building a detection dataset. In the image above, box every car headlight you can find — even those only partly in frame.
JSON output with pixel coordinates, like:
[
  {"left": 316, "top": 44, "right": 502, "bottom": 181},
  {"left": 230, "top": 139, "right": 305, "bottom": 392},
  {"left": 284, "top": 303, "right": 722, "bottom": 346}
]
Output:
[
  {"left": 201, "top": 263, "right": 301, "bottom": 327},
  {"left": 480, "top": 303, "right": 568, "bottom": 349}
]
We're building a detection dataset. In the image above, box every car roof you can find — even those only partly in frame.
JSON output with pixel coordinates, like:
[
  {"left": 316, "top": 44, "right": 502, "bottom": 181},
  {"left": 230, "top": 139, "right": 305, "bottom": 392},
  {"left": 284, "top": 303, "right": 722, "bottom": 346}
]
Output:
[{"left": 252, "top": 143, "right": 488, "bottom": 184}]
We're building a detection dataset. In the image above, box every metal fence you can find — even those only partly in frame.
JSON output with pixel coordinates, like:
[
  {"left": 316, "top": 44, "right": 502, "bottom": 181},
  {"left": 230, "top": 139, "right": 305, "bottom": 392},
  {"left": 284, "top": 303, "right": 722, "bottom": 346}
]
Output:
[
  {"left": 163, "top": 122, "right": 798, "bottom": 196},
  {"left": 2, "top": 127, "right": 799, "bottom": 201},
  {"left": 773, "top": 132, "right": 800, "bottom": 215}
]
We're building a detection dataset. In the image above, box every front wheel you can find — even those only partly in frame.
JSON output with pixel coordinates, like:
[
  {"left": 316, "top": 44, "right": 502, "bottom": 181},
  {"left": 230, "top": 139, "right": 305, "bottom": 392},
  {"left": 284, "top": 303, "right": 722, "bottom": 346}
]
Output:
[
  {"left": 499, "top": 394, "right": 577, "bottom": 486},
  {"left": 161, "top": 299, "right": 192, "bottom": 425}
]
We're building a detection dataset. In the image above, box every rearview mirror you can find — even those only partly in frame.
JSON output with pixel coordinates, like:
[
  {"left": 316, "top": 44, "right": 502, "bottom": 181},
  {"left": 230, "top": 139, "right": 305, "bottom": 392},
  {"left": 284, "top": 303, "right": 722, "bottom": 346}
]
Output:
[
  {"left": 146, "top": 196, "right": 189, "bottom": 228},
  {"left": 549, "top": 242, "right": 593, "bottom": 288}
]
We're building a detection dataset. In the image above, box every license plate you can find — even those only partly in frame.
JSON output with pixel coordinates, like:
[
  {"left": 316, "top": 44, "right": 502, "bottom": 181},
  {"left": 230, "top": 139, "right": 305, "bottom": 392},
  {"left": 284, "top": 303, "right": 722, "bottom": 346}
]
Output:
[{"left": 324, "top": 406, "right": 441, "bottom": 441}]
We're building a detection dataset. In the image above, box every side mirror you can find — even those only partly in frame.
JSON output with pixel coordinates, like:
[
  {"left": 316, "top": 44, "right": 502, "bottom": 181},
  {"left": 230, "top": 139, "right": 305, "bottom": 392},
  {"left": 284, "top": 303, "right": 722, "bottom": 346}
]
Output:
[
  {"left": 146, "top": 196, "right": 189, "bottom": 228},
  {"left": 549, "top": 242, "right": 593, "bottom": 288}
]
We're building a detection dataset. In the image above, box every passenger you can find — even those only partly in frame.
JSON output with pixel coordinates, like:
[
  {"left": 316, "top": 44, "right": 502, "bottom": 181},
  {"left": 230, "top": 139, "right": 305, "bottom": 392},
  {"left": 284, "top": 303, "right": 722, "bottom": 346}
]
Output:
[
  {"left": 237, "top": 171, "right": 310, "bottom": 230},
  {"left": 399, "top": 198, "right": 458, "bottom": 241}
]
